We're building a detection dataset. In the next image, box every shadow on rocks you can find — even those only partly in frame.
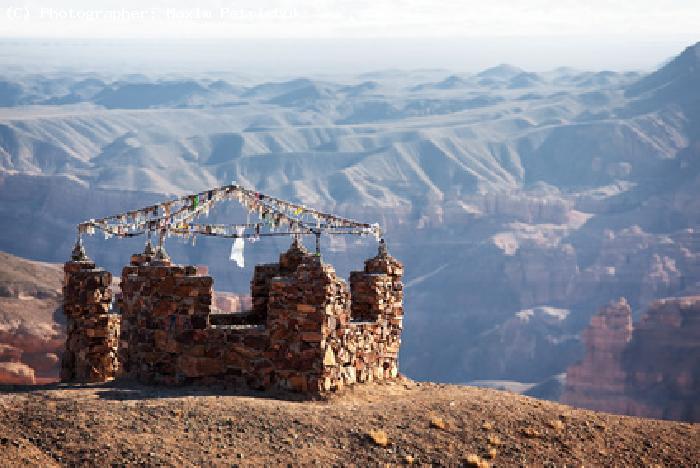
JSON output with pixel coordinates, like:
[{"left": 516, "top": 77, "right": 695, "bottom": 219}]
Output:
[{"left": 1, "top": 379, "right": 329, "bottom": 403}]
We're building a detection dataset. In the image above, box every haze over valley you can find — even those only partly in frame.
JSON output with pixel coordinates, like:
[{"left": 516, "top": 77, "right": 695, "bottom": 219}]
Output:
[{"left": 0, "top": 38, "right": 699, "bottom": 405}]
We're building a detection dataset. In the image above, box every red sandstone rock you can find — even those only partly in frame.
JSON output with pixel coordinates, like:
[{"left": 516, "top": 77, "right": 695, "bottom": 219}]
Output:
[
  {"left": 562, "top": 296, "right": 700, "bottom": 422},
  {"left": 0, "top": 361, "right": 35, "bottom": 384},
  {"left": 212, "top": 291, "right": 251, "bottom": 313},
  {"left": 22, "top": 352, "right": 60, "bottom": 376},
  {"left": 0, "top": 252, "right": 65, "bottom": 384},
  {"left": 562, "top": 298, "right": 633, "bottom": 414},
  {"left": 0, "top": 343, "right": 22, "bottom": 362}
]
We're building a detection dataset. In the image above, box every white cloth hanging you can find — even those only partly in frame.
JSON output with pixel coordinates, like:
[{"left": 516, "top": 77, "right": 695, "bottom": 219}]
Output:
[{"left": 230, "top": 227, "right": 245, "bottom": 268}]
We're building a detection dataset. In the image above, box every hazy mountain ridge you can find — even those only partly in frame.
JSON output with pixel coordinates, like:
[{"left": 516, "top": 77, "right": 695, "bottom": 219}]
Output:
[
  {"left": 0, "top": 69, "right": 674, "bottom": 200},
  {"left": 0, "top": 43, "right": 698, "bottom": 388}
]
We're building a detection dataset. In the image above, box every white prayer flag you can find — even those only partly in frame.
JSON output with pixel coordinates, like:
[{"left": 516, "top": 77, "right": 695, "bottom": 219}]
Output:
[{"left": 230, "top": 227, "right": 245, "bottom": 268}]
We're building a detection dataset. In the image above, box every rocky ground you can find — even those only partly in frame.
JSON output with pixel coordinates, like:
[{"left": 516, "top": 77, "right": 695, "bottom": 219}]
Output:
[{"left": 0, "top": 378, "right": 696, "bottom": 466}]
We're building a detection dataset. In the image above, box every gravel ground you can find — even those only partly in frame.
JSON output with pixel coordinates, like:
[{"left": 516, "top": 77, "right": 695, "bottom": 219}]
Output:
[{"left": 0, "top": 378, "right": 697, "bottom": 466}]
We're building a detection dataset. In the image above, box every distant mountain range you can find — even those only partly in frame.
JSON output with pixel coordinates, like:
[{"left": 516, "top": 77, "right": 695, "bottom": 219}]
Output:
[{"left": 0, "top": 41, "right": 698, "bottom": 390}]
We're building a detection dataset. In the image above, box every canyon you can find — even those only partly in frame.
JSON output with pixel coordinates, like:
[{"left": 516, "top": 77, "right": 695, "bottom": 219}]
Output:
[
  {"left": 0, "top": 252, "right": 63, "bottom": 385},
  {"left": 0, "top": 41, "right": 699, "bottom": 407},
  {"left": 563, "top": 296, "right": 700, "bottom": 422}
]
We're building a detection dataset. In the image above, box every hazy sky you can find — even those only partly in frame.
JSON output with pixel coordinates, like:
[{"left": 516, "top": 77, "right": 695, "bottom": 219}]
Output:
[
  {"left": 1, "top": 0, "right": 699, "bottom": 39},
  {"left": 0, "top": 1, "right": 698, "bottom": 73}
]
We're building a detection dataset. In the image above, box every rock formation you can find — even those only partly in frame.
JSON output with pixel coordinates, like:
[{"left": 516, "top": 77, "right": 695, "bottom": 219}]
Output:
[
  {"left": 213, "top": 291, "right": 251, "bottom": 313},
  {"left": 562, "top": 296, "right": 700, "bottom": 422},
  {"left": 0, "top": 361, "right": 36, "bottom": 385},
  {"left": 622, "top": 296, "right": 700, "bottom": 421},
  {"left": 561, "top": 298, "right": 633, "bottom": 413},
  {"left": 0, "top": 251, "right": 64, "bottom": 384}
]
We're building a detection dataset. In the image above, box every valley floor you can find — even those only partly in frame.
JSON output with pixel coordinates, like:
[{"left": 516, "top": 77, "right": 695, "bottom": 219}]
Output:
[{"left": 0, "top": 378, "right": 697, "bottom": 466}]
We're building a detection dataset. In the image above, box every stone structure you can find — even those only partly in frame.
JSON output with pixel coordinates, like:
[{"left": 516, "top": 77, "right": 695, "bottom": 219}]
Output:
[
  {"left": 562, "top": 296, "right": 700, "bottom": 422},
  {"left": 62, "top": 239, "right": 405, "bottom": 396},
  {"left": 60, "top": 242, "right": 121, "bottom": 382}
]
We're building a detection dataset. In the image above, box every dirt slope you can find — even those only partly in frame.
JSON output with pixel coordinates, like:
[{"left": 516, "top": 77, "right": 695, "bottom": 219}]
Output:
[{"left": 0, "top": 378, "right": 696, "bottom": 466}]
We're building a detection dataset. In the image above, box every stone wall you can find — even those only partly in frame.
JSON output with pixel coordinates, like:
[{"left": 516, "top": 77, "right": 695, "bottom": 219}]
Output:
[
  {"left": 119, "top": 256, "right": 217, "bottom": 385},
  {"left": 250, "top": 264, "right": 280, "bottom": 324},
  {"left": 60, "top": 259, "right": 120, "bottom": 382},
  {"left": 251, "top": 238, "right": 310, "bottom": 325},
  {"left": 90, "top": 239, "right": 407, "bottom": 395},
  {"left": 119, "top": 252, "right": 276, "bottom": 387}
]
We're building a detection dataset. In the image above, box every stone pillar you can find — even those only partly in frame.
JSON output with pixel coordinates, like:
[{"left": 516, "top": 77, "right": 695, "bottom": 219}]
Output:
[
  {"left": 321, "top": 243, "right": 404, "bottom": 391},
  {"left": 60, "top": 246, "right": 120, "bottom": 382},
  {"left": 364, "top": 245, "right": 404, "bottom": 375},
  {"left": 350, "top": 241, "right": 404, "bottom": 322},
  {"left": 117, "top": 241, "right": 156, "bottom": 376},
  {"left": 267, "top": 256, "right": 349, "bottom": 394}
]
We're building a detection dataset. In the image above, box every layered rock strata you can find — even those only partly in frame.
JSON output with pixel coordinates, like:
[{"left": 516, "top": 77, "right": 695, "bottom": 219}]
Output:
[
  {"left": 561, "top": 298, "right": 633, "bottom": 413},
  {"left": 562, "top": 296, "right": 700, "bottom": 422},
  {"left": 622, "top": 296, "right": 700, "bottom": 421},
  {"left": 0, "top": 251, "right": 64, "bottom": 384}
]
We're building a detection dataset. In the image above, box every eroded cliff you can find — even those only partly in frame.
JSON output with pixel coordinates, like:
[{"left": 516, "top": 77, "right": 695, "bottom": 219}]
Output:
[{"left": 562, "top": 296, "right": 700, "bottom": 422}]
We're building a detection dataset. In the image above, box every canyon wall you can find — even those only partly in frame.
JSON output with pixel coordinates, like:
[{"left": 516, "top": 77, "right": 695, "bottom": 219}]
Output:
[
  {"left": 562, "top": 296, "right": 700, "bottom": 422},
  {"left": 0, "top": 252, "right": 64, "bottom": 385}
]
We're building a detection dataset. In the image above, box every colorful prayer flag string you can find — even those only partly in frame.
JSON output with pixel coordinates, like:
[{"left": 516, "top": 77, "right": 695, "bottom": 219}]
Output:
[{"left": 76, "top": 184, "right": 384, "bottom": 245}]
